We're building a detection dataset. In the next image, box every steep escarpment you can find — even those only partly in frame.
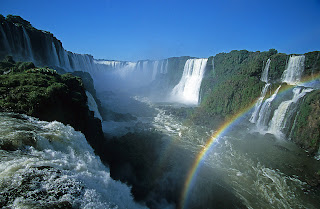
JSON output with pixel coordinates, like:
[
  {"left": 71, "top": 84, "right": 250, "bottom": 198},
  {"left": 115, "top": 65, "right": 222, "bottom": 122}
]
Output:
[
  {"left": 71, "top": 71, "right": 105, "bottom": 119},
  {"left": 0, "top": 57, "right": 104, "bottom": 149},
  {"left": 1, "top": 14, "right": 320, "bottom": 157},
  {"left": 0, "top": 14, "right": 192, "bottom": 99},
  {"left": 193, "top": 50, "right": 274, "bottom": 126},
  {"left": 0, "top": 14, "right": 97, "bottom": 73},
  {"left": 292, "top": 90, "right": 320, "bottom": 155},
  {"left": 193, "top": 49, "right": 320, "bottom": 155}
]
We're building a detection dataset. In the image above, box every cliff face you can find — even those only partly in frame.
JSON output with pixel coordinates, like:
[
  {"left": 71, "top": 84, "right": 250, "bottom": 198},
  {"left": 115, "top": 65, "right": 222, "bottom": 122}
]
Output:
[
  {"left": 292, "top": 90, "right": 320, "bottom": 155},
  {"left": 0, "top": 14, "right": 97, "bottom": 73},
  {"left": 291, "top": 52, "right": 320, "bottom": 154},
  {"left": 1, "top": 14, "right": 320, "bottom": 156},
  {"left": 194, "top": 50, "right": 271, "bottom": 126},
  {"left": 195, "top": 49, "right": 320, "bottom": 155},
  {"left": 0, "top": 58, "right": 104, "bottom": 150},
  {"left": 198, "top": 50, "right": 320, "bottom": 123}
]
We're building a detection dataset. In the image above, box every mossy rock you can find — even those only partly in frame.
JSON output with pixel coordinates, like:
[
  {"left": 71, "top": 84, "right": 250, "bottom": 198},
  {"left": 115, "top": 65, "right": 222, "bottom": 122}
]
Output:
[
  {"left": 304, "top": 51, "right": 320, "bottom": 77},
  {"left": 292, "top": 90, "right": 320, "bottom": 155},
  {"left": 0, "top": 60, "right": 104, "bottom": 151}
]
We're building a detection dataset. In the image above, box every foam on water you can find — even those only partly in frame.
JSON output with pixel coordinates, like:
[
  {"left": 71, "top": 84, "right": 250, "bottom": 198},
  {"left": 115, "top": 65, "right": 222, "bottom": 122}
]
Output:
[
  {"left": 0, "top": 113, "right": 147, "bottom": 209},
  {"left": 171, "top": 58, "right": 208, "bottom": 105},
  {"left": 282, "top": 55, "right": 305, "bottom": 85}
]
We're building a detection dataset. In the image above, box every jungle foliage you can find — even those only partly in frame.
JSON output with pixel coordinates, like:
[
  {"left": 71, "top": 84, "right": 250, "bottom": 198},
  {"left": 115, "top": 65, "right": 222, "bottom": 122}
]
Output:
[
  {"left": 0, "top": 56, "right": 104, "bottom": 151},
  {"left": 292, "top": 90, "right": 320, "bottom": 154},
  {"left": 192, "top": 49, "right": 285, "bottom": 126}
]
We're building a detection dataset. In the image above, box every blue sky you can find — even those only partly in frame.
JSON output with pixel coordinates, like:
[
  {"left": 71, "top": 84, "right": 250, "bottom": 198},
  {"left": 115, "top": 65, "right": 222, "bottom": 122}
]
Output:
[{"left": 1, "top": 0, "right": 320, "bottom": 61}]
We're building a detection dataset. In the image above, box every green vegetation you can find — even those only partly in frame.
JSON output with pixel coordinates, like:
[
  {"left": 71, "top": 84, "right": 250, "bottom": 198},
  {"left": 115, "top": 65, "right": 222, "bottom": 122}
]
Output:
[
  {"left": 292, "top": 90, "right": 320, "bottom": 154},
  {"left": 0, "top": 57, "right": 85, "bottom": 117},
  {"left": 5, "top": 15, "right": 33, "bottom": 29},
  {"left": 166, "top": 56, "right": 192, "bottom": 87},
  {"left": 193, "top": 50, "right": 279, "bottom": 126},
  {"left": 193, "top": 50, "right": 320, "bottom": 153},
  {"left": 0, "top": 57, "right": 104, "bottom": 150},
  {"left": 0, "top": 14, "right": 59, "bottom": 63},
  {"left": 304, "top": 51, "right": 320, "bottom": 77},
  {"left": 268, "top": 53, "right": 288, "bottom": 81}
]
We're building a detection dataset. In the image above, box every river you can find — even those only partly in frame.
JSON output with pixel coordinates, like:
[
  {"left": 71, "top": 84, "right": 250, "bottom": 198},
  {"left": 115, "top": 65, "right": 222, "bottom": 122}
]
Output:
[{"left": 99, "top": 92, "right": 320, "bottom": 209}]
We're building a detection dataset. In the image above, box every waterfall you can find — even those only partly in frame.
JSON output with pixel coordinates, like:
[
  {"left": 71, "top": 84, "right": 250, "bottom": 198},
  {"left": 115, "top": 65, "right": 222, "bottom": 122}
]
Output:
[
  {"left": 164, "top": 59, "right": 169, "bottom": 73},
  {"left": 281, "top": 55, "right": 305, "bottom": 85},
  {"left": 250, "top": 83, "right": 271, "bottom": 123},
  {"left": 171, "top": 58, "right": 208, "bottom": 105},
  {"left": 115, "top": 62, "right": 137, "bottom": 78},
  {"left": 0, "top": 24, "right": 11, "bottom": 53},
  {"left": 22, "top": 27, "right": 34, "bottom": 62},
  {"left": 69, "top": 53, "right": 96, "bottom": 72},
  {"left": 268, "top": 87, "right": 313, "bottom": 138},
  {"left": 2, "top": 23, "right": 26, "bottom": 60},
  {"left": 252, "top": 56, "right": 313, "bottom": 139},
  {"left": 250, "top": 58, "right": 272, "bottom": 123},
  {"left": 261, "top": 58, "right": 271, "bottom": 83},
  {"left": 151, "top": 60, "right": 168, "bottom": 80},
  {"left": 159, "top": 59, "right": 168, "bottom": 74},
  {"left": 152, "top": 60, "right": 159, "bottom": 80},
  {"left": 51, "top": 41, "right": 60, "bottom": 66},
  {"left": 0, "top": 113, "right": 147, "bottom": 209},
  {"left": 93, "top": 59, "right": 168, "bottom": 86},
  {"left": 142, "top": 61, "right": 148, "bottom": 74},
  {"left": 95, "top": 60, "right": 124, "bottom": 70},
  {"left": 59, "top": 47, "right": 71, "bottom": 70},
  {"left": 256, "top": 85, "right": 281, "bottom": 131},
  {"left": 86, "top": 91, "right": 103, "bottom": 121}
]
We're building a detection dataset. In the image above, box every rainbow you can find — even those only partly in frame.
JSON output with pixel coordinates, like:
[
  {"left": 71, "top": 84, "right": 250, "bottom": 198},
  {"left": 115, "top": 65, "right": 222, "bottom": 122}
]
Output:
[
  {"left": 179, "top": 73, "right": 320, "bottom": 209},
  {"left": 179, "top": 101, "right": 256, "bottom": 209}
]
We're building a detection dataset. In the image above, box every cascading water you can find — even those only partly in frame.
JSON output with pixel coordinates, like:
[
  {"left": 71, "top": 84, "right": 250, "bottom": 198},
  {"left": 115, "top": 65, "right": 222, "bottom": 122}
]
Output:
[
  {"left": 281, "top": 55, "right": 305, "bottom": 85},
  {"left": 22, "top": 27, "right": 34, "bottom": 62},
  {"left": 151, "top": 59, "right": 168, "bottom": 80},
  {"left": 60, "top": 48, "right": 71, "bottom": 70},
  {"left": 170, "top": 58, "right": 208, "bottom": 105},
  {"left": 261, "top": 58, "right": 271, "bottom": 83},
  {"left": 256, "top": 85, "right": 281, "bottom": 131},
  {"left": 68, "top": 53, "right": 97, "bottom": 72},
  {"left": 268, "top": 87, "right": 313, "bottom": 138},
  {"left": 51, "top": 40, "right": 60, "bottom": 66},
  {"left": 250, "top": 83, "right": 271, "bottom": 123},
  {"left": 152, "top": 60, "right": 159, "bottom": 81},
  {"left": 2, "top": 20, "right": 320, "bottom": 208},
  {"left": 92, "top": 59, "right": 170, "bottom": 91},
  {"left": 95, "top": 60, "right": 124, "bottom": 71},
  {"left": 1, "top": 23, "right": 173, "bottom": 89},
  {"left": 0, "top": 113, "right": 147, "bottom": 209},
  {"left": 160, "top": 59, "right": 168, "bottom": 74},
  {"left": 253, "top": 55, "right": 310, "bottom": 138},
  {"left": 86, "top": 91, "right": 103, "bottom": 121},
  {"left": 250, "top": 59, "right": 272, "bottom": 123},
  {"left": 0, "top": 24, "right": 11, "bottom": 53}
]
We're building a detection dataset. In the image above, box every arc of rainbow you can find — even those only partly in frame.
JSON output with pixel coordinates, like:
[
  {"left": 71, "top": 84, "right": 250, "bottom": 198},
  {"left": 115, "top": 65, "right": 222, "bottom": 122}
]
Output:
[
  {"left": 179, "top": 73, "right": 320, "bottom": 209},
  {"left": 179, "top": 102, "right": 255, "bottom": 209}
]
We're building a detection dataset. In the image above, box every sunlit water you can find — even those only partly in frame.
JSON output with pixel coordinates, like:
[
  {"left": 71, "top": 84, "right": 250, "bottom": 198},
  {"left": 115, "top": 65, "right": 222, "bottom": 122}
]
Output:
[
  {"left": 100, "top": 93, "right": 320, "bottom": 208},
  {"left": 3, "top": 91, "right": 318, "bottom": 208},
  {"left": 0, "top": 113, "right": 147, "bottom": 209}
]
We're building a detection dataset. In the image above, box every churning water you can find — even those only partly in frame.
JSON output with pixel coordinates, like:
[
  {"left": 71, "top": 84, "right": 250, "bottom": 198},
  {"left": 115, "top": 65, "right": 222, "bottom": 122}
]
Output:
[
  {"left": 0, "top": 113, "right": 147, "bottom": 209},
  {"left": 99, "top": 93, "right": 320, "bottom": 209}
]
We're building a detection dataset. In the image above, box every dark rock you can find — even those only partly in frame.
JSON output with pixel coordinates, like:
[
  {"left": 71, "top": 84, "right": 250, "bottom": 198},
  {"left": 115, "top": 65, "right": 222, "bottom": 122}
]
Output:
[{"left": 0, "top": 64, "right": 104, "bottom": 153}]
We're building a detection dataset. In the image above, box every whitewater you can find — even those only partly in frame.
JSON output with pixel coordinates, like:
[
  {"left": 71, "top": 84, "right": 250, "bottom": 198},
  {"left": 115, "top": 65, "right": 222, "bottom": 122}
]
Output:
[
  {"left": 0, "top": 113, "right": 147, "bottom": 209},
  {"left": 1, "top": 23, "right": 320, "bottom": 208},
  {"left": 95, "top": 90, "right": 320, "bottom": 208},
  {"left": 88, "top": 54, "right": 320, "bottom": 208}
]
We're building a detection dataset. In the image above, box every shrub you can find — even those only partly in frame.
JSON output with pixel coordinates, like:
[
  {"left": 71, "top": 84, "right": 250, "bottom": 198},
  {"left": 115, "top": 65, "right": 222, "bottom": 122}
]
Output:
[
  {"left": 16, "top": 62, "right": 35, "bottom": 72},
  {"left": 6, "top": 15, "right": 33, "bottom": 29}
]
